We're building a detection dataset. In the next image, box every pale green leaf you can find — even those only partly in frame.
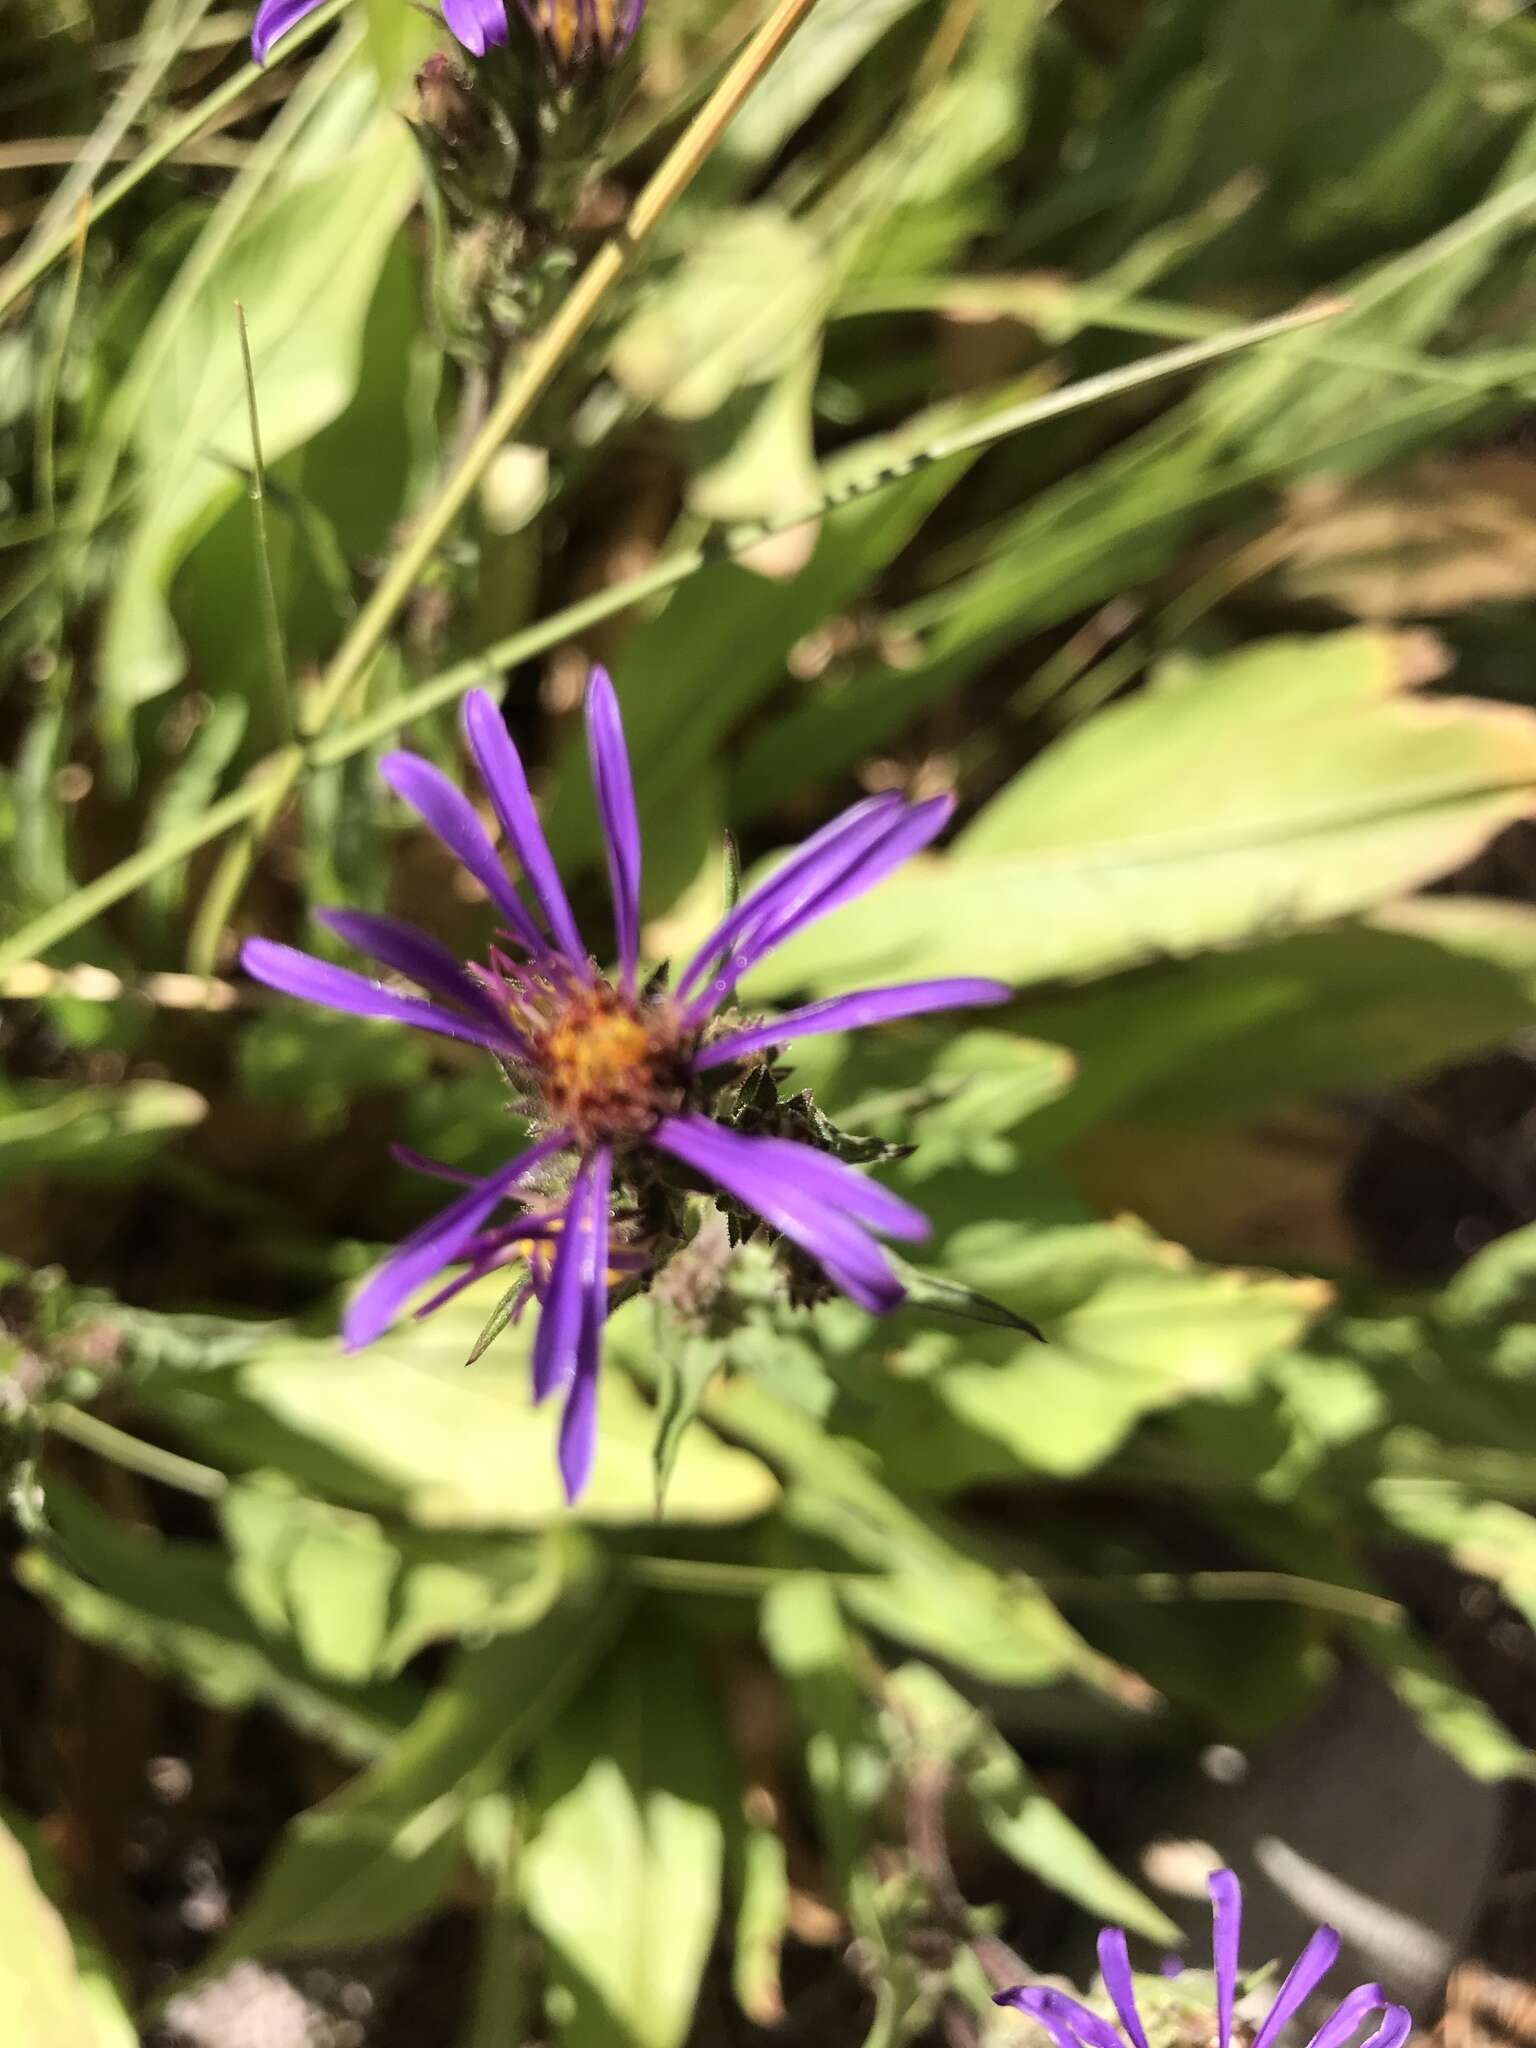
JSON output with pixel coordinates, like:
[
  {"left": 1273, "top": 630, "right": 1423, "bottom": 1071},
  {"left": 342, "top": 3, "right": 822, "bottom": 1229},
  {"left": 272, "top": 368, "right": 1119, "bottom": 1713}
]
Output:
[
  {"left": 525, "top": 1627, "right": 729, "bottom": 2048},
  {"left": 747, "top": 630, "right": 1536, "bottom": 993}
]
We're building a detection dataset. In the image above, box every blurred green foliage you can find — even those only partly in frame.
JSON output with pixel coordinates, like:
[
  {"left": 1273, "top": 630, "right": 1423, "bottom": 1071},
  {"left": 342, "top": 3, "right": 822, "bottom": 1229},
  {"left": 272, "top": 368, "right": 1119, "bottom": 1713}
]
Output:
[{"left": 8, "top": 0, "right": 1536, "bottom": 2042}]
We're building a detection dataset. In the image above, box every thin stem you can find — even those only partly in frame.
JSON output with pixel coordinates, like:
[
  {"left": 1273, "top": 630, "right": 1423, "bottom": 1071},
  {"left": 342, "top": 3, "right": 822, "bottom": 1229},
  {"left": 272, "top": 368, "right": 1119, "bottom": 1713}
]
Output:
[
  {"left": 0, "top": 0, "right": 351, "bottom": 324},
  {"left": 620, "top": 1555, "right": 1404, "bottom": 1624},
  {"left": 235, "top": 298, "right": 292, "bottom": 742},
  {"left": 0, "top": 296, "right": 1347, "bottom": 978},
  {"left": 41, "top": 1403, "right": 228, "bottom": 1501},
  {"left": 33, "top": 200, "right": 89, "bottom": 525},
  {"left": 838, "top": 276, "right": 1536, "bottom": 396}
]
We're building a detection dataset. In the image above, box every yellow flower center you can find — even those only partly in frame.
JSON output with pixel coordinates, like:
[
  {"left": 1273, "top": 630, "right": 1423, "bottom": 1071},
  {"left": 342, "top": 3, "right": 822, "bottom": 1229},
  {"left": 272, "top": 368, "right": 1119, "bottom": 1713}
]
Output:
[{"left": 530, "top": 984, "right": 684, "bottom": 1145}]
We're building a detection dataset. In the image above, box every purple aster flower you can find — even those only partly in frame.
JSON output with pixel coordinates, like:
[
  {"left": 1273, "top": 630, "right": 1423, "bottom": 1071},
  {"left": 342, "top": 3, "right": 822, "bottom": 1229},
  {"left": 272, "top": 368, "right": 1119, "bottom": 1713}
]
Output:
[
  {"left": 251, "top": 0, "right": 510, "bottom": 64},
  {"left": 240, "top": 668, "right": 1007, "bottom": 1501},
  {"left": 995, "top": 1870, "right": 1412, "bottom": 2048}
]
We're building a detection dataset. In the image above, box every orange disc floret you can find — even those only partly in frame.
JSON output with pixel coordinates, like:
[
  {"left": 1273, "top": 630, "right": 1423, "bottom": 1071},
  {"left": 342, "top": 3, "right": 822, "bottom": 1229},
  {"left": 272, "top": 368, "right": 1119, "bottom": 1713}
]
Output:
[{"left": 531, "top": 982, "right": 685, "bottom": 1145}]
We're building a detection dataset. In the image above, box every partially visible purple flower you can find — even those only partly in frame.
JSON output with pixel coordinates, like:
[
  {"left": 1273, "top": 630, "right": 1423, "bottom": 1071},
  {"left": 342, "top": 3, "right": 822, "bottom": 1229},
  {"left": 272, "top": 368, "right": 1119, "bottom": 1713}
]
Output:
[
  {"left": 250, "top": 0, "right": 644, "bottom": 66},
  {"left": 251, "top": 0, "right": 509, "bottom": 65},
  {"left": 519, "top": 0, "right": 644, "bottom": 68},
  {"left": 995, "top": 1870, "right": 1412, "bottom": 2048},
  {"left": 241, "top": 668, "right": 1007, "bottom": 1501}
]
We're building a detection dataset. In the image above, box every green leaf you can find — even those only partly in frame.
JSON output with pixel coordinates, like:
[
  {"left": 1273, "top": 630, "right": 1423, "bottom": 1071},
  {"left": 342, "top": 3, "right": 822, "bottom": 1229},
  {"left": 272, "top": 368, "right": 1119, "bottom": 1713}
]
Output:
[
  {"left": 731, "top": 1815, "right": 790, "bottom": 2029},
  {"left": 652, "top": 1333, "right": 722, "bottom": 1517},
  {"left": 761, "top": 1575, "right": 884, "bottom": 1897},
  {"left": 747, "top": 629, "right": 1536, "bottom": 993},
  {"left": 148, "top": 1286, "right": 779, "bottom": 1530},
  {"left": 221, "top": 1480, "right": 568, "bottom": 1681},
  {"left": 845, "top": 1220, "right": 1328, "bottom": 1488},
  {"left": 884, "top": 1663, "right": 1179, "bottom": 1943},
  {"left": 1011, "top": 896, "right": 1536, "bottom": 1143},
  {"left": 0, "top": 1081, "right": 206, "bottom": 1184},
  {"left": 19, "top": 1482, "right": 414, "bottom": 1760},
  {"left": 98, "top": 120, "right": 418, "bottom": 709},
  {"left": 0, "top": 1816, "right": 102, "bottom": 2048},
  {"left": 214, "top": 1541, "right": 621, "bottom": 1960},
  {"left": 888, "top": 1262, "right": 1043, "bottom": 1339},
  {"left": 525, "top": 1624, "right": 730, "bottom": 2048},
  {"left": 1373, "top": 1478, "right": 1536, "bottom": 1633},
  {"left": 621, "top": 1331, "right": 1105, "bottom": 1690}
]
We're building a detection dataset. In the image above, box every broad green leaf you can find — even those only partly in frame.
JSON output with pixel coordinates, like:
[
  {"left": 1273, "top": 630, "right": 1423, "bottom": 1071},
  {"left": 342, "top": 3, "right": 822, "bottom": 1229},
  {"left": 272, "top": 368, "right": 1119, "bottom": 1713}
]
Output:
[
  {"left": 1009, "top": 896, "right": 1536, "bottom": 1145},
  {"left": 223, "top": 1479, "right": 567, "bottom": 1679},
  {"left": 621, "top": 1343, "right": 1105, "bottom": 1690},
  {"left": 761, "top": 1576, "right": 884, "bottom": 1897},
  {"left": 19, "top": 1484, "right": 413, "bottom": 1760},
  {"left": 748, "top": 630, "right": 1536, "bottom": 993},
  {"left": 885, "top": 1663, "right": 1179, "bottom": 1943},
  {"left": 0, "top": 1818, "right": 98, "bottom": 2048},
  {"left": 844, "top": 1221, "right": 1327, "bottom": 1487},
  {"left": 214, "top": 1542, "right": 620, "bottom": 1961},
  {"left": 525, "top": 1625, "right": 730, "bottom": 2048},
  {"left": 150, "top": 1287, "right": 778, "bottom": 1530},
  {"left": 0, "top": 1081, "right": 206, "bottom": 1185},
  {"left": 98, "top": 120, "right": 418, "bottom": 707}
]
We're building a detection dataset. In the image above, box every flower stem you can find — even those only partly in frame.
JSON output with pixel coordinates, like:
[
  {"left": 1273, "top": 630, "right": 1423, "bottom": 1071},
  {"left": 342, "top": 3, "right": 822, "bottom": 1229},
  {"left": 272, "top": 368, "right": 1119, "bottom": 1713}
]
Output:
[{"left": 41, "top": 1402, "right": 228, "bottom": 1501}]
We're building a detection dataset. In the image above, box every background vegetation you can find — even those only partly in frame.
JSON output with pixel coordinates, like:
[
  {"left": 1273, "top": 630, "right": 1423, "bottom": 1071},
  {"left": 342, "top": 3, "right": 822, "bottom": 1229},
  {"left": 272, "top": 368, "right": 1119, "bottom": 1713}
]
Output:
[{"left": 7, "top": 0, "right": 1536, "bottom": 2042}]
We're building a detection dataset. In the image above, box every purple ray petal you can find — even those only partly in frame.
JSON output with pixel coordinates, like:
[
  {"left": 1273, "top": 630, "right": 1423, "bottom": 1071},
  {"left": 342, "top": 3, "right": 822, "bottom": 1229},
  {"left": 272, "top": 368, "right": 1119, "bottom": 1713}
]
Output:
[
  {"left": 992, "top": 1989, "right": 1120, "bottom": 2048},
  {"left": 241, "top": 939, "right": 511, "bottom": 1054},
  {"left": 462, "top": 691, "right": 588, "bottom": 976},
  {"left": 559, "top": 1143, "right": 611, "bottom": 1503},
  {"left": 1209, "top": 1868, "right": 1242, "bottom": 2048},
  {"left": 680, "top": 794, "right": 902, "bottom": 1002},
  {"left": 1251, "top": 1925, "right": 1342, "bottom": 2048},
  {"left": 342, "top": 1133, "right": 569, "bottom": 1349},
  {"left": 659, "top": 1112, "right": 928, "bottom": 1241},
  {"left": 413, "top": 1254, "right": 509, "bottom": 1322},
  {"left": 315, "top": 908, "right": 510, "bottom": 1031},
  {"left": 440, "top": 0, "right": 508, "bottom": 53},
  {"left": 1360, "top": 2011, "right": 1411, "bottom": 2048},
  {"left": 584, "top": 668, "right": 642, "bottom": 991},
  {"left": 681, "top": 795, "right": 953, "bottom": 1026},
  {"left": 730, "top": 794, "right": 954, "bottom": 989},
  {"left": 992, "top": 1996, "right": 1080, "bottom": 2048},
  {"left": 531, "top": 1154, "right": 600, "bottom": 1403},
  {"left": 652, "top": 1115, "right": 916, "bottom": 1314},
  {"left": 378, "top": 750, "right": 543, "bottom": 955},
  {"left": 391, "top": 1143, "right": 480, "bottom": 1187},
  {"left": 694, "top": 977, "right": 1011, "bottom": 1070},
  {"left": 1098, "top": 1930, "right": 1150, "bottom": 2048},
  {"left": 1304, "top": 1987, "right": 1389, "bottom": 2048},
  {"left": 251, "top": 0, "right": 326, "bottom": 62}
]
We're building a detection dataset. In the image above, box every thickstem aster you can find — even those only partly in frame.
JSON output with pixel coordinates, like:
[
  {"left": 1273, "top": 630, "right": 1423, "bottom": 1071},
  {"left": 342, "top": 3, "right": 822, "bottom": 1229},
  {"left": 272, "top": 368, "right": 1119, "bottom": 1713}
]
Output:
[
  {"left": 995, "top": 1870, "right": 1413, "bottom": 2048},
  {"left": 241, "top": 669, "right": 1007, "bottom": 1500},
  {"left": 252, "top": 0, "right": 510, "bottom": 63}
]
